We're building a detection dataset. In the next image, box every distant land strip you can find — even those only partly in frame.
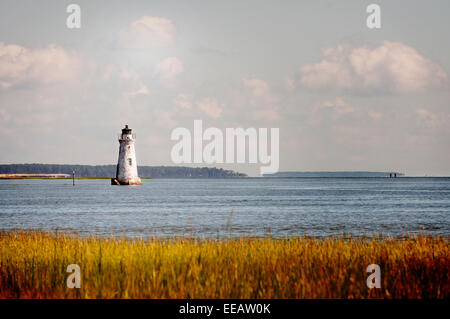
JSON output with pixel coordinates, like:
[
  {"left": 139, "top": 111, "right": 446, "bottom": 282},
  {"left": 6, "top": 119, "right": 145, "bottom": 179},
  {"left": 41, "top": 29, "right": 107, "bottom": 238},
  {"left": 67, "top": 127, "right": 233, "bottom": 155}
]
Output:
[
  {"left": 0, "top": 164, "right": 247, "bottom": 178},
  {"left": 0, "top": 173, "right": 71, "bottom": 179},
  {"left": 0, "top": 174, "right": 153, "bottom": 180},
  {"left": 264, "top": 171, "right": 405, "bottom": 177}
]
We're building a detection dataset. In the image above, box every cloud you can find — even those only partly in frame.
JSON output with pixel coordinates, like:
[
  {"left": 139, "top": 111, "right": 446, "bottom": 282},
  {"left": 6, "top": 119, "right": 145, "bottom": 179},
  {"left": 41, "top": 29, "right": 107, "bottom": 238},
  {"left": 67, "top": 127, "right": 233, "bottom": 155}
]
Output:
[
  {"left": 155, "top": 110, "right": 177, "bottom": 127},
  {"left": 0, "top": 41, "right": 151, "bottom": 133},
  {"left": 118, "top": 16, "right": 175, "bottom": 49},
  {"left": 155, "top": 57, "right": 184, "bottom": 88},
  {"left": 414, "top": 108, "right": 450, "bottom": 135},
  {"left": 415, "top": 108, "right": 444, "bottom": 129},
  {"left": 243, "top": 78, "right": 270, "bottom": 98},
  {"left": 242, "top": 77, "right": 279, "bottom": 120},
  {"left": 0, "top": 42, "right": 81, "bottom": 90},
  {"left": 368, "top": 110, "right": 383, "bottom": 120},
  {"left": 300, "top": 41, "right": 448, "bottom": 94},
  {"left": 173, "top": 93, "right": 192, "bottom": 109},
  {"left": 197, "top": 97, "right": 223, "bottom": 119},
  {"left": 317, "top": 97, "right": 354, "bottom": 114},
  {"left": 124, "top": 83, "right": 149, "bottom": 97},
  {"left": 119, "top": 68, "right": 149, "bottom": 97},
  {"left": 0, "top": 108, "right": 11, "bottom": 121},
  {"left": 284, "top": 76, "right": 295, "bottom": 91}
]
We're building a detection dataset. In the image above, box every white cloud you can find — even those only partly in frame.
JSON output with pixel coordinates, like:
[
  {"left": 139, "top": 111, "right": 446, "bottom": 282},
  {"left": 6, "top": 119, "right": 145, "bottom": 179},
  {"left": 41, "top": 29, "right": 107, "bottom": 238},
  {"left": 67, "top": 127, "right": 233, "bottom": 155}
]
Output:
[
  {"left": 119, "top": 68, "right": 149, "bottom": 97},
  {"left": 173, "top": 93, "right": 192, "bottom": 109},
  {"left": 0, "top": 41, "right": 151, "bottom": 129},
  {"left": 0, "top": 108, "right": 11, "bottom": 121},
  {"left": 155, "top": 110, "right": 177, "bottom": 127},
  {"left": 368, "top": 110, "right": 383, "bottom": 120},
  {"left": 318, "top": 97, "right": 354, "bottom": 114},
  {"left": 118, "top": 16, "right": 175, "bottom": 49},
  {"left": 197, "top": 97, "right": 223, "bottom": 119},
  {"left": 416, "top": 108, "right": 439, "bottom": 128},
  {"left": 105, "top": 69, "right": 150, "bottom": 102},
  {"left": 243, "top": 78, "right": 270, "bottom": 98},
  {"left": 0, "top": 42, "right": 81, "bottom": 90},
  {"left": 124, "top": 83, "right": 149, "bottom": 97},
  {"left": 414, "top": 108, "right": 450, "bottom": 134},
  {"left": 300, "top": 41, "right": 448, "bottom": 94},
  {"left": 155, "top": 57, "right": 184, "bottom": 88},
  {"left": 284, "top": 76, "right": 295, "bottom": 91},
  {"left": 242, "top": 77, "right": 279, "bottom": 120}
]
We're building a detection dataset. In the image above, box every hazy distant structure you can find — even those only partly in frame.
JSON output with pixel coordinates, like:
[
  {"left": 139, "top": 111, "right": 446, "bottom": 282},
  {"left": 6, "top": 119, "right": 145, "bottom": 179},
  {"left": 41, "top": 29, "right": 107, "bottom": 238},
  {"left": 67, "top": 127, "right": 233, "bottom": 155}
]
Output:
[{"left": 111, "top": 125, "right": 142, "bottom": 186}]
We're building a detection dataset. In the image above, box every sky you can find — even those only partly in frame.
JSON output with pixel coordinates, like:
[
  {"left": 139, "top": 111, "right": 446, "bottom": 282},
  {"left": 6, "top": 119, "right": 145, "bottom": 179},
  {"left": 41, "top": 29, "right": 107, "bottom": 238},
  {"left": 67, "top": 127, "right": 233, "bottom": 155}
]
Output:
[{"left": 0, "top": 0, "right": 449, "bottom": 176}]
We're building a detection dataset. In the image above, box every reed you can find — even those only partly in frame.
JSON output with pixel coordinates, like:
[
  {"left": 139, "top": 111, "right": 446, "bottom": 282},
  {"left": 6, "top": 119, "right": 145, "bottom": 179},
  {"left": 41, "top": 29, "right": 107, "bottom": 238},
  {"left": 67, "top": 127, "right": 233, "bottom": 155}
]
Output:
[{"left": 0, "top": 230, "right": 448, "bottom": 299}]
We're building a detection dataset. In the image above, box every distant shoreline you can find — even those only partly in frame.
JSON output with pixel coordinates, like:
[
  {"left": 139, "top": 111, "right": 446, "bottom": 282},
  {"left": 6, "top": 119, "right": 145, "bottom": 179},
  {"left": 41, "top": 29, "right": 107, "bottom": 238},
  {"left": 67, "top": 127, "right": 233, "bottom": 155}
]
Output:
[
  {"left": 0, "top": 173, "right": 71, "bottom": 179},
  {"left": 264, "top": 171, "right": 405, "bottom": 178},
  {"left": 1, "top": 175, "right": 449, "bottom": 180},
  {"left": 0, "top": 174, "right": 152, "bottom": 180},
  {"left": 0, "top": 164, "right": 246, "bottom": 178}
]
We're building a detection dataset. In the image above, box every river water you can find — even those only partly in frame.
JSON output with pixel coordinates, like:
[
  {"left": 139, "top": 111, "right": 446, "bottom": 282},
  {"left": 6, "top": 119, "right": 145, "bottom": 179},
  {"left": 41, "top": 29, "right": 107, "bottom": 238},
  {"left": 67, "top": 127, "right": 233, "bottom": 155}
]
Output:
[{"left": 0, "top": 178, "right": 448, "bottom": 238}]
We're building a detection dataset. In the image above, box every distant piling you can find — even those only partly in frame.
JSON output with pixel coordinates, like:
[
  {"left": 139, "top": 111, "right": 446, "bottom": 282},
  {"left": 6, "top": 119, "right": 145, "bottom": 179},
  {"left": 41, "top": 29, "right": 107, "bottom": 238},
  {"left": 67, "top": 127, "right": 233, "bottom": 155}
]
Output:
[
  {"left": 389, "top": 172, "right": 398, "bottom": 178},
  {"left": 72, "top": 170, "right": 75, "bottom": 186}
]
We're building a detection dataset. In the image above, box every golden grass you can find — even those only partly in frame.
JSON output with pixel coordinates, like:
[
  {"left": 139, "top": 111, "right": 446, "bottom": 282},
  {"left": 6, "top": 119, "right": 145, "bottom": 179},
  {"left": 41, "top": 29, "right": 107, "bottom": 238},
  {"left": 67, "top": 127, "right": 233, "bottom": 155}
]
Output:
[{"left": 0, "top": 230, "right": 448, "bottom": 299}]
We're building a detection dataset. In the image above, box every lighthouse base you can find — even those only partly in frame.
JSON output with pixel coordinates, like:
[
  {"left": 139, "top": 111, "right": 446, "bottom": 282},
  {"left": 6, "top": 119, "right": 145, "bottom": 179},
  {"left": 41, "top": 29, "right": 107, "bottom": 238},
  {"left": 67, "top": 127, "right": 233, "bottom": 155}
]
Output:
[{"left": 111, "top": 178, "right": 142, "bottom": 186}]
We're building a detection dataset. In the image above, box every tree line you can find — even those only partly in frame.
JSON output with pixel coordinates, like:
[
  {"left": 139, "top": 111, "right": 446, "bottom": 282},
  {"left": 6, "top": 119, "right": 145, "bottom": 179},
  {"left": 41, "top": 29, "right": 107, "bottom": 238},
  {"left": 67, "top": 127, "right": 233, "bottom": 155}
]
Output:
[{"left": 0, "top": 164, "right": 247, "bottom": 178}]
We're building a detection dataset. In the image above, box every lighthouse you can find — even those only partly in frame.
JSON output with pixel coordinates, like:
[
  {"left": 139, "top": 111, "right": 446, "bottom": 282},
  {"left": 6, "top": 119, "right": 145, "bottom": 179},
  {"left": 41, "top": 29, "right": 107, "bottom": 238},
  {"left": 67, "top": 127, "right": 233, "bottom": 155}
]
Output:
[{"left": 111, "top": 125, "right": 142, "bottom": 185}]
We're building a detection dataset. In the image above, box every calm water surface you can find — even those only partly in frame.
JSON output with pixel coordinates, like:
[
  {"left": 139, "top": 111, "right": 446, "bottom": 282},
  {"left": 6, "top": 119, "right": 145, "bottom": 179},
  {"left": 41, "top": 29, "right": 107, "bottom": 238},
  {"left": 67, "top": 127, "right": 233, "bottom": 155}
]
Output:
[{"left": 0, "top": 178, "right": 449, "bottom": 238}]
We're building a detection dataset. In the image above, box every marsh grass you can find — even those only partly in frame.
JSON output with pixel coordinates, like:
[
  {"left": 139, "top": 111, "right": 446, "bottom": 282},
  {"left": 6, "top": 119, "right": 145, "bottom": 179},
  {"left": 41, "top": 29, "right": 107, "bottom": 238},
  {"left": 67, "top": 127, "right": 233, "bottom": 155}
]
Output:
[{"left": 0, "top": 230, "right": 448, "bottom": 299}]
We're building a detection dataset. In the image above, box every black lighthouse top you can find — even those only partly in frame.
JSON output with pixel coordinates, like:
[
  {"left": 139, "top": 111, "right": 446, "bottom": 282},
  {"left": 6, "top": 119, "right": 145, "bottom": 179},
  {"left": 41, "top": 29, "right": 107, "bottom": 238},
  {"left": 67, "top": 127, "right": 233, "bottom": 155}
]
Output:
[{"left": 122, "top": 125, "right": 132, "bottom": 135}]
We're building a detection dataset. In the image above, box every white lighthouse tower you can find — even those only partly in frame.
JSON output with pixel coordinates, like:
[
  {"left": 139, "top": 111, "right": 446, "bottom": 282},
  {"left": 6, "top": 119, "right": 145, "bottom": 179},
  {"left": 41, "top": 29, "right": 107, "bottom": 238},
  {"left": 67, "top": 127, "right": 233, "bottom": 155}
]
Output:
[{"left": 111, "top": 125, "right": 142, "bottom": 185}]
